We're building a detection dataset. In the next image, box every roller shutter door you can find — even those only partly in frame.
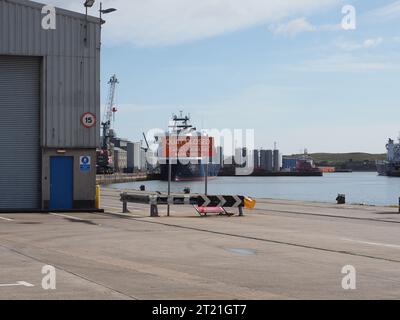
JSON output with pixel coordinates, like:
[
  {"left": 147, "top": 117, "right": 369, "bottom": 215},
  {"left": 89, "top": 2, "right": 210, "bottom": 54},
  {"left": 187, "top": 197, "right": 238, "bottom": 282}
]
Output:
[{"left": 0, "top": 56, "right": 41, "bottom": 210}]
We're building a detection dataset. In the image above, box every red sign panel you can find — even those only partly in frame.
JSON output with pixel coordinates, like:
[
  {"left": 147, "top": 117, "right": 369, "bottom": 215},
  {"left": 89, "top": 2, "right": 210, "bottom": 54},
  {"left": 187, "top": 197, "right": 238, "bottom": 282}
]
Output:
[{"left": 162, "top": 136, "right": 214, "bottom": 158}]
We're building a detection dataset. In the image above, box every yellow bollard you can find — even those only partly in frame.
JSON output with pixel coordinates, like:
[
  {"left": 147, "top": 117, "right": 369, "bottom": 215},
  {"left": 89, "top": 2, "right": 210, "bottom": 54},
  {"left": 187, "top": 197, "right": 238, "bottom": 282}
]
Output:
[
  {"left": 95, "top": 185, "right": 101, "bottom": 209},
  {"left": 244, "top": 197, "right": 256, "bottom": 209}
]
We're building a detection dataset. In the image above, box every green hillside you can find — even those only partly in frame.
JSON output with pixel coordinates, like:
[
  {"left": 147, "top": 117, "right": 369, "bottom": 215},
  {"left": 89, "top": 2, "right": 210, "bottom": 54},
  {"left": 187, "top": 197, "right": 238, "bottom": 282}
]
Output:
[{"left": 291, "top": 153, "right": 386, "bottom": 164}]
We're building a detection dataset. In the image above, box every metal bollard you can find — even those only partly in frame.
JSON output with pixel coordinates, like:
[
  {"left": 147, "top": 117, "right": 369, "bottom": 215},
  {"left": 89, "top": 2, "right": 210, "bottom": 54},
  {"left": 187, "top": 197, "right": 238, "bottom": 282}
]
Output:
[
  {"left": 398, "top": 197, "right": 400, "bottom": 213},
  {"left": 239, "top": 207, "right": 244, "bottom": 217},
  {"left": 336, "top": 194, "right": 346, "bottom": 205},
  {"left": 150, "top": 204, "right": 159, "bottom": 217},
  {"left": 122, "top": 193, "right": 130, "bottom": 213},
  {"left": 95, "top": 185, "right": 101, "bottom": 209}
]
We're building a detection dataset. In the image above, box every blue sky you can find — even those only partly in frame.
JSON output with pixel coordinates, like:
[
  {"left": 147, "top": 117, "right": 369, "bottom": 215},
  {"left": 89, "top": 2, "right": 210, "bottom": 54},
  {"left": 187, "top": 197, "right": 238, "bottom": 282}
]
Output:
[{"left": 46, "top": 0, "right": 400, "bottom": 154}]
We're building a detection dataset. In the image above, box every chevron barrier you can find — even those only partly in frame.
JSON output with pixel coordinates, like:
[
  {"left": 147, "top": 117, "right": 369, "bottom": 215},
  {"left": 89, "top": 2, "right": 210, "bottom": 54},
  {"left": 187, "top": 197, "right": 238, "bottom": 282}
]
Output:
[{"left": 120, "top": 193, "right": 256, "bottom": 217}]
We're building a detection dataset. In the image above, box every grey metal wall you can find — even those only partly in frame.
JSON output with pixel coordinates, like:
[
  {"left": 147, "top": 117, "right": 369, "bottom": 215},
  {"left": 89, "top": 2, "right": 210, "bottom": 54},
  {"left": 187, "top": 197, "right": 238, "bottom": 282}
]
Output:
[
  {"left": 0, "top": 56, "right": 41, "bottom": 209},
  {"left": 0, "top": 0, "right": 100, "bottom": 148}
]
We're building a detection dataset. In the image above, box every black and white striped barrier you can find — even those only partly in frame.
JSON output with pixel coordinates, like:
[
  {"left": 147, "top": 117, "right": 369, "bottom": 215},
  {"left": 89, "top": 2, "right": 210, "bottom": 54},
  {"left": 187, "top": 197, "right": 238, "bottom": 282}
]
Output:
[{"left": 120, "top": 193, "right": 250, "bottom": 217}]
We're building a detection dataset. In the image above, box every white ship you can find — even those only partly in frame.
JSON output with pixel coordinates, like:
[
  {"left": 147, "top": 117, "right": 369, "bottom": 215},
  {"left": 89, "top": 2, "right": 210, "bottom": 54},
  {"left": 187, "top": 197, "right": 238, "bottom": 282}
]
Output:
[{"left": 377, "top": 137, "right": 400, "bottom": 177}]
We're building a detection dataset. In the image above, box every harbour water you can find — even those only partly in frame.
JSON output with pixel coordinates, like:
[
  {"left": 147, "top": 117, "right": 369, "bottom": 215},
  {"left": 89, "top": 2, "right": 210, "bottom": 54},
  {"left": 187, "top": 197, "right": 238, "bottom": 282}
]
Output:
[{"left": 109, "top": 172, "right": 400, "bottom": 206}]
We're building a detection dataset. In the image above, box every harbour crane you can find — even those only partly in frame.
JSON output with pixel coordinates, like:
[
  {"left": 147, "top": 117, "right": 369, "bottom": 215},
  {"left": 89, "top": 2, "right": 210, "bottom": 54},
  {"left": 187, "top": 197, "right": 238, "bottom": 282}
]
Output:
[
  {"left": 102, "top": 74, "right": 119, "bottom": 149},
  {"left": 96, "top": 75, "right": 119, "bottom": 174}
]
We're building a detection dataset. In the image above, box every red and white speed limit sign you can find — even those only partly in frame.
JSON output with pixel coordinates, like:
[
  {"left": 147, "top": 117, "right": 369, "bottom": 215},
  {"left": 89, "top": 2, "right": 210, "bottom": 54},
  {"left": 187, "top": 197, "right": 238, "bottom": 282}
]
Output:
[{"left": 81, "top": 112, "right": 96, "bottom": 128}]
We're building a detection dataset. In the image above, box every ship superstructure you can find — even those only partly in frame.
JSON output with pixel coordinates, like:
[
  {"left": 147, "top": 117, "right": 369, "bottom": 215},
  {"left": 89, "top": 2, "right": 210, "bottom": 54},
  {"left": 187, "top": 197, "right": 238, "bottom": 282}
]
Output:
[
  {"left": 156, "top": 112, "right": 220, "bottom": 181},
  {"left": 377, "top": 137, "right": 400, "bottom": 177}
]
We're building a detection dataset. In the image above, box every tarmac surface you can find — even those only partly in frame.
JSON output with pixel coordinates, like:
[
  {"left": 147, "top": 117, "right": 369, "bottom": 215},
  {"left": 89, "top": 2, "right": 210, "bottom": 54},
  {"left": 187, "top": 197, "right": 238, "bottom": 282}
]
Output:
[{"left": 1, "top": 187, "right": 400, "bottom": 300}]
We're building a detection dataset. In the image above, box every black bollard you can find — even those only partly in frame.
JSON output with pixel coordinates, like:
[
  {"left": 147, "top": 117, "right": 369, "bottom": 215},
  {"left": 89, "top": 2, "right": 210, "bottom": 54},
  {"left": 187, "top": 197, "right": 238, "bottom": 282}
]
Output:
[
  {"left": 183, "top": 187, "right": 191, "bottom": 194},
  {"left": 150, "top": 204, "right": 159, "bottom": 217},
  {"left": 140, "top": 185, "right": 146, "bottom": 191},
  {"left": 336, "top": 194, "right": 346, "bottom": 205}
]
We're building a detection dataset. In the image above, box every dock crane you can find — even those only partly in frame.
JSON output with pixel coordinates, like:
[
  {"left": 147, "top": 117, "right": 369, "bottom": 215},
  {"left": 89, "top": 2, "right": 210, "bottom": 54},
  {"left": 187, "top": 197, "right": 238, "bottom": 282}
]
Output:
[
  {"left": 142, "top": 132, "right": 150, "bottom": 152},
  {"left": 96, "top": 75, "right": 119, "bottom": 174}
]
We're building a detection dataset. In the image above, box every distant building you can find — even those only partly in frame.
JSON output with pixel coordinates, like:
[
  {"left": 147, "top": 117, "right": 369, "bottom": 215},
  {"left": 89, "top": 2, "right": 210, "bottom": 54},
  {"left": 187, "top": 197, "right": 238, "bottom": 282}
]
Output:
[
  {"left": 273, "top": 150, "right": 281, "bottom": 172},
  {"left": 127, "top": 142, "right": 142, "bottom": 172},
  {"left": 215, "top": 146, "right": 224, "bottom": 167},
  {"left": 253, "top": 149, "right": 260, "bottom": 169},
  {"left": 282, "top": 156, "right": 298, "bottom": 172},
  {"left": 260, "top": 150, "right": 273, "bottom": 171},
  {"left": 114, "top": 147, "right": 128, "bottom": 173},
  {"left": 140, "top": 145, "right": 148, "bottom": 171},
  {"left": 111, "top": 137, "right": 130, "bottom": 150},
  {"left": 235, "top": 147, "right": 248, "bottom": 167}
]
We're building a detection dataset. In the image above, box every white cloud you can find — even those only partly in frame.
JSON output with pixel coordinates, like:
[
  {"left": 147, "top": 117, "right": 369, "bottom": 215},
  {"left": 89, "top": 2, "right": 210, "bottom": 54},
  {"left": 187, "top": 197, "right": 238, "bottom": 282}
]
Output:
[
  {"left": 367, "top": 1, "right": 400, "bottom": 20},
  {"left": 335, "top": 38, "right": 383, "bottom": 51},
  {"left": 270, "top": 17, "right": 316, "bottom": 37},
  {"left": 289, "top": 54, "right": 399, "bottom": 72},
  {"left": 363, "top": 38, "right": 383, "bottom": 48},
  {"left": 36, "top": 0, "right": 339, "bottom": 46},
  {"left": 319, "top": 23, "right": 342, "bottom": 31}
]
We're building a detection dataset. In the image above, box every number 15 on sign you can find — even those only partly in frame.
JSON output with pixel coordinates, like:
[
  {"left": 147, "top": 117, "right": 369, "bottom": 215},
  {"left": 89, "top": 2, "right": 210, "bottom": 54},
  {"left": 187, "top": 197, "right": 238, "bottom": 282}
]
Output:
[{"left": 81, "top": 112, "right": 96, "bottom": 128}]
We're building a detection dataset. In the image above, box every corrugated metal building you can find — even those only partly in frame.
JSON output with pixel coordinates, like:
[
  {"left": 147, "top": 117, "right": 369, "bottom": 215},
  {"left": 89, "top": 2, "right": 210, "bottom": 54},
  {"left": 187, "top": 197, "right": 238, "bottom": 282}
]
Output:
[{"left": 0, "top": 0, "right": 100, "bottom": 211}]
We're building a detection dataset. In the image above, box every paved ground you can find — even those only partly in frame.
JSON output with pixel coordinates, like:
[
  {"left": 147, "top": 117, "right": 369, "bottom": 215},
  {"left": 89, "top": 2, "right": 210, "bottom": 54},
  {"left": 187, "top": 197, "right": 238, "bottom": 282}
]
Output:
[{"left": 1, "top": 187, "right": 400, "bottom": 300}]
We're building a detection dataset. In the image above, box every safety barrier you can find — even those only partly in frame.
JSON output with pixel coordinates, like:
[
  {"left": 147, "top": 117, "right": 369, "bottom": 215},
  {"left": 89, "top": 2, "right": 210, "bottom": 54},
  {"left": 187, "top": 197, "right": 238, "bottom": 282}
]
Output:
[{"left": 120, "top": 193, "right": 256, "bottom": 217}]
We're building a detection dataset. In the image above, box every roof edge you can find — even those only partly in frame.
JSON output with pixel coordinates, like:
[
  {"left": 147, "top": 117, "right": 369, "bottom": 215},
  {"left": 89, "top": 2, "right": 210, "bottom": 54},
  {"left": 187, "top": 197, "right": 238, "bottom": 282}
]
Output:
[{"left": 5, "top": 0, "right": 100, "bottom": 23}]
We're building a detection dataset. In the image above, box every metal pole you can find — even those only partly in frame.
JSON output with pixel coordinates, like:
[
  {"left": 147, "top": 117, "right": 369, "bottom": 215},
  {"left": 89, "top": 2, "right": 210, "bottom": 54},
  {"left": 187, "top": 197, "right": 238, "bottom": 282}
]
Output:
[
  {"left": 205, "top": 162, "right": 208, "bottom": 196},
  {"left": 85, "top": 7, "right": 88, "bottom": 44},
  {"left": 167, "top": 158, "right": 171, "bottom": 216}
]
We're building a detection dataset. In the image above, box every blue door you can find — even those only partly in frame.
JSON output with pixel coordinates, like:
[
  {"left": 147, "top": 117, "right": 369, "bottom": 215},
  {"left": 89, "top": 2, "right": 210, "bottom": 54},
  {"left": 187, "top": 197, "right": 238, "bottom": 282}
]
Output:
[{"left": 50, "top": 156, "right": 73, "bottom": 210}]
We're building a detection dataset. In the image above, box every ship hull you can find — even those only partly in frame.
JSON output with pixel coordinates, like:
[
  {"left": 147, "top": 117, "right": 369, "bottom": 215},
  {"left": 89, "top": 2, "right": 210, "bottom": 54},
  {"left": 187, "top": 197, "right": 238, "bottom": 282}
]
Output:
[
  {"left": 160, "top": 162, "right": 220, "bottom": 181},
  {"left": 376, "top": 162, "right": 400, "bottom": 177}
]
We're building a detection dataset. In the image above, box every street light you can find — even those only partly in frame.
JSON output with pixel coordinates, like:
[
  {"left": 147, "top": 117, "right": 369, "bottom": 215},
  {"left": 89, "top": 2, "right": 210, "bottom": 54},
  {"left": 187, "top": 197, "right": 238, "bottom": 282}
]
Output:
[
  {"left": 99, "top": 3, "right": 117, "bottom": 25},
  {"left": 84, "top": 0, "right": 95, "bottom": 8},
  {"left": 84, "top": 0, "right": 95, "bottom": 17},
  {"left": 83, "top": 0, "right": 96, "bottom": 44}
]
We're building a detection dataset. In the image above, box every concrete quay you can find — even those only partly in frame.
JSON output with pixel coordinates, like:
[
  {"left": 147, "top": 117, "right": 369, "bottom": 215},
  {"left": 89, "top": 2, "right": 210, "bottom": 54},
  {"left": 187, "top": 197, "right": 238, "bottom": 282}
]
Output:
[
  {"left": 96, "top": 173, "right": 148, "bottom": 185},
  {"left": 1, "top": 187, "right": 400, "bottom": 300}
]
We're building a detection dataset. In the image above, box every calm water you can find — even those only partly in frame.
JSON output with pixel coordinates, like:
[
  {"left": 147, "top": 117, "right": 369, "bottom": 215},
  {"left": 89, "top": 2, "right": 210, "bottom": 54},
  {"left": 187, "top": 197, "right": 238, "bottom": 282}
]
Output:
[{"left": 109, "top": 172, "right": 400, "bottom": 206}]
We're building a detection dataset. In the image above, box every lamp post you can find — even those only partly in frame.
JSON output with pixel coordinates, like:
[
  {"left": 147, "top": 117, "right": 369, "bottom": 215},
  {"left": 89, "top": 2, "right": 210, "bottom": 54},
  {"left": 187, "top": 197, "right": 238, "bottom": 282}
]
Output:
[
  {"left": 99, "top": 2, "right": 117, "bottom": 47},
  {"left": 83, "top": 1, "right": 116, "bottom": 43},
  {"left": 84, "top": 0, "right": 95, "bottom": 44},
  {"left": 99, "top": 2, "right": 117, "bottom": 25}
]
